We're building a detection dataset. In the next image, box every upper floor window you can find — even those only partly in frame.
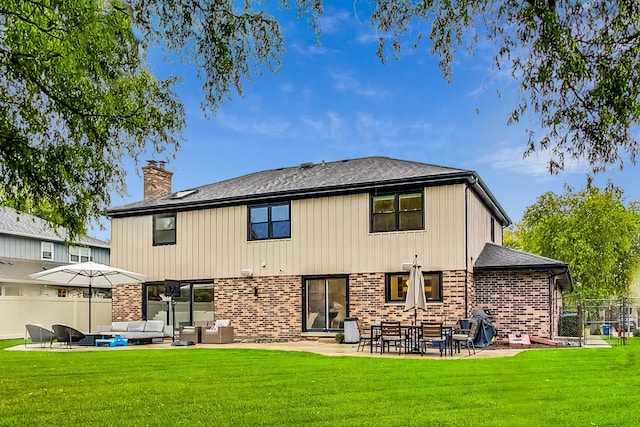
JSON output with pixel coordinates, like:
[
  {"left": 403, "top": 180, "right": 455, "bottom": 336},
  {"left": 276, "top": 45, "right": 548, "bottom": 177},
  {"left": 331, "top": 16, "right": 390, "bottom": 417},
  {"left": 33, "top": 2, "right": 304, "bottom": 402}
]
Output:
[
  {"left": 371, "top": 190, "right": 423, "bottom": 232},
  {"left": 69, "top": 246, "right": 90, "bottom": 263},
  {"left": 385, "top": 272, "right": 442, "bottom": 303},
  {"left": 1, "top": 285, "right": 20, "bottom": 297},
  {"left": 248, "top": 203, "right": 290, "bottom": 240},
  {"left": 41, "top": 241, "right": 53, "bottom": 260},
  {"left": 153, "top": 214, "right": 177, "bottom": 246}
]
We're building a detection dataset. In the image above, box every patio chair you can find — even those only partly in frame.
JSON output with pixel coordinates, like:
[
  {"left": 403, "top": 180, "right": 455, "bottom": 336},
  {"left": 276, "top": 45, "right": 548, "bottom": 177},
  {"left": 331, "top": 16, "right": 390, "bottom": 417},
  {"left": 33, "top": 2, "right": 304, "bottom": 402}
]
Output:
[
  {"left": 201, "top": 319, "right": 234, "bottom": 344},
  {"left": 178, "top": 321, "right": 210, "bottom": 343},
  {"left": 25, "top": 324, "right": 55, "bottom": 348},
  {"left": 356, "top": 320, "right": 380, "bottom": 352},
  {"left": 178, "top": 326, "right": 198, "bottom": 343},
  {"left": 379, "top": 321, "right": 404, "bottom": 355},
  {"left": 51, "top": 324, "right": 86, "bottom": 348},
  {"left": 418, "top": 322, "right": 447, "bottom": 357},
  {"left": 452, "top": 320, "right": 478, "bottom": 355}
]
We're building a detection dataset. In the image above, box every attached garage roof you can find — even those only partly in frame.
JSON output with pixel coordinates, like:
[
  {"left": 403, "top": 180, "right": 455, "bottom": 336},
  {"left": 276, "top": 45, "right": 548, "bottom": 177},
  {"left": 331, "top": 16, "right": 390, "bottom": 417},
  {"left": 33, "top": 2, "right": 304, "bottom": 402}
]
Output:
[{"left": 474, "top": 243, "right": 573, "bottom": 293}]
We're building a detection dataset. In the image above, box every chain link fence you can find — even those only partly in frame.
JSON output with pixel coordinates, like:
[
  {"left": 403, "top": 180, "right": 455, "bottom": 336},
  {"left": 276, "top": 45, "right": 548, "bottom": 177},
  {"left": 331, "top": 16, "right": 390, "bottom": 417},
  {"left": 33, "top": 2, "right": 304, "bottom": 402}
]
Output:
[{"left": 560, "top": 297, "right": 639, "bottom": 346}]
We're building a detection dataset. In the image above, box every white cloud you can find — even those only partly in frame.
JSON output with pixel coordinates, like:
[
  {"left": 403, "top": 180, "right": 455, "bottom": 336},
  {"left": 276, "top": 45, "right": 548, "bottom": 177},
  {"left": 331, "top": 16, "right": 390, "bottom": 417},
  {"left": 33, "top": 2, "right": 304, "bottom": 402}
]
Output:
[
  {"left": 479, "top": 145, "right": 589, "bottom": 177},
  {"left": 330, "top": 70, "right": 386, "bottom": 97},
  {"left": 216, "top": 112, "right": 291, "bottom": 137},
  {"left": 467, "top": 84, "right": 487, "bottom": 97},
  {"left": 280, "top": 82, "right": 294, "bottom": 93},
  {"left": 317, "top": 9, "right": 352, "bottom": 34},
  {"left": 289, "top": 42, "right": 331, "bottom": 56}
]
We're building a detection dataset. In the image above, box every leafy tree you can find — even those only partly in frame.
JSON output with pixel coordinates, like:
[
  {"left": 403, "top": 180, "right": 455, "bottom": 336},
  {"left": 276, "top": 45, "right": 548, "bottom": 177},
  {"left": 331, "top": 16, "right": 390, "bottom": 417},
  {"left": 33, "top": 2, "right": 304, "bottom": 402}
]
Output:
[
  {"left": 1, "top": 1, "right": 184, "bottom": 239},
  {"left": 130, "top": 0, "right": 640, "bottom": 173},
  {"left": 367, "top": 0, "right": 640, "bottom": 174},
  {"left": 3, "top": 1, "right": 640, "bottom": 238},
  {"left": 508, "top": 186, "right": 640, "bottom": 300}
]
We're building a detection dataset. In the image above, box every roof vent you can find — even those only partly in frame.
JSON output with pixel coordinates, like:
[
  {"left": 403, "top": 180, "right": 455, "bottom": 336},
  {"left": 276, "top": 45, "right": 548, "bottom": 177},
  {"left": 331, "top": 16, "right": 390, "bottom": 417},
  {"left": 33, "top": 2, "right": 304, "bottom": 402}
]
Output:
[{"left": 299, "top": 162, "right": 314, "bottom": 169}]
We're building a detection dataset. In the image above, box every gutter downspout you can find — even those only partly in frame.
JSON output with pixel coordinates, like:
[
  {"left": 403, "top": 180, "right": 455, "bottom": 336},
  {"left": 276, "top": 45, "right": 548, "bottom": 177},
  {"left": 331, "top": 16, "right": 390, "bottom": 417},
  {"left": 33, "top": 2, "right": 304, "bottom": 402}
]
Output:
[
  {"left": 464, "top": 180, "right": 472, "bottom": 317},
  {"left": 547, "top": 267, "right": 570, "bottom": 340}
]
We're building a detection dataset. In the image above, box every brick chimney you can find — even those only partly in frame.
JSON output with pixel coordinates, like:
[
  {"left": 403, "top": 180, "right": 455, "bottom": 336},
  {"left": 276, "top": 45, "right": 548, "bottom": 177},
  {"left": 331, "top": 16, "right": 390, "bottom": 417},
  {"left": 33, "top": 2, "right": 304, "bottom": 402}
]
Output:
[{"left": 142, "top": 160, "right": 173, "bottom": 200}]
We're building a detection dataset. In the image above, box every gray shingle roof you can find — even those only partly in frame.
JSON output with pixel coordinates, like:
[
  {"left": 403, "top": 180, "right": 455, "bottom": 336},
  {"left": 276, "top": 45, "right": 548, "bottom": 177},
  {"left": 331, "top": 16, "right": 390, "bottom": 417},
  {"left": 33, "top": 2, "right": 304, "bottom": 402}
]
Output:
[
  {"left": 109, "top": 156, "right": 511, "bottom": 225},
  {"left": 474, "top": 243, "right": 573, "bottom": 292},
  {"left": 0, "top": 207, "right": 109, "bottom": 248}
]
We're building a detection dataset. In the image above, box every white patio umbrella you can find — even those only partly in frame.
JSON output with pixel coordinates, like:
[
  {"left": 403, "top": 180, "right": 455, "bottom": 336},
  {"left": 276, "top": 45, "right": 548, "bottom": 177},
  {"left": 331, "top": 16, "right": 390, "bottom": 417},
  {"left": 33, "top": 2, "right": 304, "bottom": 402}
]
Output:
[
  {"left": 30, "top": 261, "right": 146, "bottom": 332},
  {"left": 404, "top": 255, "right": 428, "bottom": 325}
]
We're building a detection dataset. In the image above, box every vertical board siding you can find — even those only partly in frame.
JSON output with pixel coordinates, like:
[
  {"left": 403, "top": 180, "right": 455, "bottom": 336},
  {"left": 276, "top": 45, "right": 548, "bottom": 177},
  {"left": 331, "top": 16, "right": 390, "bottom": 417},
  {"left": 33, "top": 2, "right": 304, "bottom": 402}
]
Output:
[
  {"left": 467, "top": 189, "right": 496, "bottom": 268},
  {"left": 111, "top": 184, "right": 472, "bottom": 280}
]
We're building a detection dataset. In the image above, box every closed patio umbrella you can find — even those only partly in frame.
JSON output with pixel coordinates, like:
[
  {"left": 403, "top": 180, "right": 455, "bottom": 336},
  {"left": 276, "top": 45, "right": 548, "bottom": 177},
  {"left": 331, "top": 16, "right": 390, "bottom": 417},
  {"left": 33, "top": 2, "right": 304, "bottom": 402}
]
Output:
[
  {"left": 404, "top": 255, "right": 427, "bottom": 325},
  {"left": 30, "top": 261, "right": 146, "bottom": 332}
]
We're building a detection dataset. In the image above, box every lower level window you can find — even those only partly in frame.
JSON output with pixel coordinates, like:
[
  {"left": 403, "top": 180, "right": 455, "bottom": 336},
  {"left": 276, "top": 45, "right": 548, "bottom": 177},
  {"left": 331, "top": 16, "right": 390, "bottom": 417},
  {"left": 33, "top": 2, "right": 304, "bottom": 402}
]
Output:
[
  {"left": 304, "top": 276, "right": 348, "bottom": 331},
  {"left": 144, "top": 281, "right": 214, "bottom": 326},
  {"left": 386, "top": 272, "right": 442, "bottom": 302}
]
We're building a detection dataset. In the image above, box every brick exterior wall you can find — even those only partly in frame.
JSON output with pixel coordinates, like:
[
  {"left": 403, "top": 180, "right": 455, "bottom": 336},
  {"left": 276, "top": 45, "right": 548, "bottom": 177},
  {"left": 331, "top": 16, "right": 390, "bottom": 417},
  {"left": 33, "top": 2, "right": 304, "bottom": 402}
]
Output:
[
  {"left": 109, "top": 269, "right": 563, "bottom": 341},
  {"left": 346, "top": 270, "right": 470, "bottom": 330},
  {"left": 213, "top": 276, "right": 303, "bottom": 342},
  {"left": 112, "top": 283, "right": 143, "bottom": 321},
  {"left": 474, "top": 269, "right": 563, "bottom": 339}
]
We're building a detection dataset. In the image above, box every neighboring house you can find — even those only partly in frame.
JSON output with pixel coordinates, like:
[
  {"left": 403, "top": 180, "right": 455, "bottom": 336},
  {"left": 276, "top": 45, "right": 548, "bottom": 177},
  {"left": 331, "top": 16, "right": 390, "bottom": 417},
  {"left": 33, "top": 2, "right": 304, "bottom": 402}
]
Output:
[
  {"left": 0, "top": 207, "right": 111, "bottom": 338},
  {"left": 108, "top": 157, "right": 573, "bottom": 341}
]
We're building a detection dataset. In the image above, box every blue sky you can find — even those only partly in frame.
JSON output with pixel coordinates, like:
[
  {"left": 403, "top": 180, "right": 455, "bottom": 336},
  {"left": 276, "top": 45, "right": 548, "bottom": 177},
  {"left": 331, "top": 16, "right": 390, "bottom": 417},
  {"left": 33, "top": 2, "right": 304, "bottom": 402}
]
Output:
[{"left": 91, "top": 5, "right": 639, "bottom": 241}]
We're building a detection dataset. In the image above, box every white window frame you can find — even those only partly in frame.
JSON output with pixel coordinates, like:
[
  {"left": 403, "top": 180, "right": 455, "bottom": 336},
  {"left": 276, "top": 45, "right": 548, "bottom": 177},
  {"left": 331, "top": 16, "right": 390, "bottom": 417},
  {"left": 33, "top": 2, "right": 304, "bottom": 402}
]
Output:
[
  {"left": 41, "top": 241, "right": 54, "bottom": 260},
  {"left": 69, "top": 246, "right": 91, "bottom": 263},
  {"left": 1, "top": 285, "right": 20, "bottom": 296}
]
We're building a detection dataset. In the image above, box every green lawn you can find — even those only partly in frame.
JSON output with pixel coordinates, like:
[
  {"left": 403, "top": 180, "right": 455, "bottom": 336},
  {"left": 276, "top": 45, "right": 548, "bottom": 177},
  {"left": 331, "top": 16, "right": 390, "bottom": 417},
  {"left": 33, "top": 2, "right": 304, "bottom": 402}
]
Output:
[{"left": 0, "top": 339, "right": 638, "bottom": 426}]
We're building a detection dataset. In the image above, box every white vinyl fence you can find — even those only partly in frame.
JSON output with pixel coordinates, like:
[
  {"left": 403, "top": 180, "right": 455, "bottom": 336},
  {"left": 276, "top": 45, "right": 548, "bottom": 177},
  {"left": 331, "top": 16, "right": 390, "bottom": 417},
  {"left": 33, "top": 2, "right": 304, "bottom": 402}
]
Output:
[{"left": 0, "top": 296, "right": 112, "bottom": 340}]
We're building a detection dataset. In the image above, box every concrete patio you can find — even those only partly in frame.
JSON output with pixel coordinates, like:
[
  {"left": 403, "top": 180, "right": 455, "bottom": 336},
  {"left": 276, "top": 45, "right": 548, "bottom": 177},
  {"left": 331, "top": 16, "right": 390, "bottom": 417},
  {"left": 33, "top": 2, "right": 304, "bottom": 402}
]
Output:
[{"left": 8, "top": 336, "right": 610, "bottom": 358}]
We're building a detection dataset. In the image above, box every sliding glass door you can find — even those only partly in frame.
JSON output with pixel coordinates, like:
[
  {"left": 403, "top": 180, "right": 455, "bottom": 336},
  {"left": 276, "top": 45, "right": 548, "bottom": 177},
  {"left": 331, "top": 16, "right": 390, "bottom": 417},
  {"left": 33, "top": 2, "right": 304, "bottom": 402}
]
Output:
[
  {"left": 304, "top": 276, "right": 348, "bottom": 331},
  {"left": 144, "top": 281, "right": 213, "bottom": 327}
]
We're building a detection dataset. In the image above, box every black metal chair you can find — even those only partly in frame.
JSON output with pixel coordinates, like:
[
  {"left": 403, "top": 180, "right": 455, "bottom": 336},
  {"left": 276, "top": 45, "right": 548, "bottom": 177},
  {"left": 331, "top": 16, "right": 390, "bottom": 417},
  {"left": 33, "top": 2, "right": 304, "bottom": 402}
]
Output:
[
  {"left": 51, "top": 324, "right": 86, "bottom": 348},
  {"left": 25, "top": 324, "right": 55, "bottom": 348}
]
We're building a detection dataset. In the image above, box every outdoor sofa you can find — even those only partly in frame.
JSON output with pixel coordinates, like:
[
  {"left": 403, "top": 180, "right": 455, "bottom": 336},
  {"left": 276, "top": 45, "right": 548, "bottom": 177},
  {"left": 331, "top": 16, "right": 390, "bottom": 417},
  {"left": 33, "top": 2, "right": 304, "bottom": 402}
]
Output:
[{"left": 96, "top": 320, "right": 172, "bottom": 344}]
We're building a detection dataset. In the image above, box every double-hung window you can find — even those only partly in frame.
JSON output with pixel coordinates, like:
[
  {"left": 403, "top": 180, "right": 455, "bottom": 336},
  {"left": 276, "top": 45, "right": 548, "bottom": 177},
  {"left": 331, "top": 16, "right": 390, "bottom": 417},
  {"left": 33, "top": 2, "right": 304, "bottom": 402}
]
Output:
[
  {"left": 41, "top": 242, "right": 54, "bottom": 260},
  {"left": 153, "top": 214, "right": 176, "bottom": 246},
  {"left": 371, "top": 190, "right": 423, "bottom": 232},
  {"left": 248, "top": 203, "right": 290, "bottom": 240},
  {"left": 69, "top": 246, "right": 90, "bottom": 263}
]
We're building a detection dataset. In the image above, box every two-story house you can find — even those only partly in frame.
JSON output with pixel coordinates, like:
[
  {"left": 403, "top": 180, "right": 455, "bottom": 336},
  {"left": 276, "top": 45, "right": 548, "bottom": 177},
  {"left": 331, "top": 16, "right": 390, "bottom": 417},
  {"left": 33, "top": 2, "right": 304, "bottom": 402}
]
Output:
[
  {"left": 0, "top": 206, "right": 111, "bottom": 338},
  {"left": 108, "top": 157, "right": 572, "bottom": 341}
]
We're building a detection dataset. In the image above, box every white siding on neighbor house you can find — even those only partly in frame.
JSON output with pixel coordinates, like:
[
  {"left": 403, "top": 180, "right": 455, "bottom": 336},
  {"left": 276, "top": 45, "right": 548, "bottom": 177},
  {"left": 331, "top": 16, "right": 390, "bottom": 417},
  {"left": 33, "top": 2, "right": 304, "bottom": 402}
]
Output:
[
  {"left": 111, "top": 184, "right": 470, "bottom": 280},
  {"left": 0, "top": 235, "right": 110, "bottom": 264},
  {"left": 0, "top": 235, "right": 43, "bottom": 260}
]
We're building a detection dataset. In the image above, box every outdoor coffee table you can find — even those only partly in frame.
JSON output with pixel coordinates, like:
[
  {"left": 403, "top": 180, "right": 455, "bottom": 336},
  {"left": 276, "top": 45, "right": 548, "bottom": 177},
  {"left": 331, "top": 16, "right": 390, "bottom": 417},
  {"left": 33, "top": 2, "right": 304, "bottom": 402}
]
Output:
[
  {"left": 95, "top": 335, "right": 128, "bottom": 347},
  {"left": 79, "top": 333, "right": 112, "bottom": 346}
]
